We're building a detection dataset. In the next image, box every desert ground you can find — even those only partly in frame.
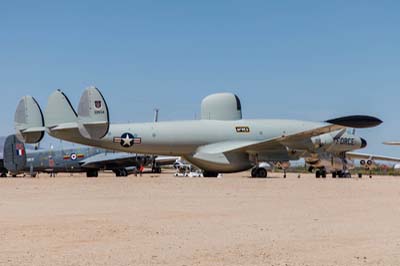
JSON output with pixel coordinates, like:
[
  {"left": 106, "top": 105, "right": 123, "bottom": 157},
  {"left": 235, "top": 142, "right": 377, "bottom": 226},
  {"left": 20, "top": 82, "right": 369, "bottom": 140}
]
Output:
[{"left": 1, "top": 171, "right": 400, "bottom": 266}]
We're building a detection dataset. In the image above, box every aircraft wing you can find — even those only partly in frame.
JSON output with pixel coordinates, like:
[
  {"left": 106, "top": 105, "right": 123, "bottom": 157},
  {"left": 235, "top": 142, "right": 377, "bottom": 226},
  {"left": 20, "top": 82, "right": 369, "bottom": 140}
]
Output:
[
  {"left": 383, "top": 142, "right": 400, "bottom": 146},
  {"left": 80, "top": 152, "right": 150, "bottom": 169},
  {"left": 195, "top": 116, "right": 382, "bottom": 159},
  {"left": 155, "top": 156, "right": 180, "bottom": 166},
  {"left": 346, "top": 152, "right": 400, "bottom": 163}
]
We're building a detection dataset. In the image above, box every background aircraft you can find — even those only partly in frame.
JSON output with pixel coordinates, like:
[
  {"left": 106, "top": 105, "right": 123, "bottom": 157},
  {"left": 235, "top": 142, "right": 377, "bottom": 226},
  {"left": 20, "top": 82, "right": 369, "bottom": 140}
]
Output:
[
  {"left": 0, "top": 136, "right": 7, "bottom": 177},
  {"left": 15, "top": 87, "right": 388, "bottom": 178},
  {"left": 3, "top": 135, "right": 177, "bottom": 177}
]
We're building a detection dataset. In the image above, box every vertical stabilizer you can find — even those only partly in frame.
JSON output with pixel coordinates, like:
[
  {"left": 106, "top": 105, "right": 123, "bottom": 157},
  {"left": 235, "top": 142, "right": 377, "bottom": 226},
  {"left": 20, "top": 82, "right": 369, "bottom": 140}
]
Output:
[
  {"left": 44, "top": 89, "right": 78, "bottom": 129},
  {"left": 3, "top": 135, "right": 27, "bottom": 174},
  {"left": 14, "top": 96, "right": 45, "bottom": 143},
  {"left": 77, "top": 86, "right": 109, "bottom": 139}
]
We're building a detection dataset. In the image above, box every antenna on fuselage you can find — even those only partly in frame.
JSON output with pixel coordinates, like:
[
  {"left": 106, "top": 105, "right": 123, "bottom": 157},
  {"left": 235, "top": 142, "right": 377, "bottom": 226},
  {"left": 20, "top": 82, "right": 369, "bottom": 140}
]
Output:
[{"left": 154, "top": 108, "right": 159, "bottom": 123}]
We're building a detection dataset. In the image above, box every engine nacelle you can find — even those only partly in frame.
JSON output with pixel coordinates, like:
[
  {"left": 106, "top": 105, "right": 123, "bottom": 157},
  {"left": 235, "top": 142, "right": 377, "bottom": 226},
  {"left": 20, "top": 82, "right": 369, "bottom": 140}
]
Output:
[
  {"left": 311, "top": 131, "right": 367, "bottom": 153},
  {"left": 305, "top": 154, "right": 354, "bottom": 172},
  {"left": 269, "top": 161, "right": 291, "bottom": 170},
  {"left": 360, "top": 159, "right": 377, "bottom": 170}
]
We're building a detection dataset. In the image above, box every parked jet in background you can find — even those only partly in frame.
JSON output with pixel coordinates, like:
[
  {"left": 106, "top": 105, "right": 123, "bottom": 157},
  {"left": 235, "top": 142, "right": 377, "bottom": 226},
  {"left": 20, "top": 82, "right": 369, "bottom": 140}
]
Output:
[
  {"left": 3, "top": 135, "right": 176, "bottom": 177},
  {"left": 15, "top": 87, "right": 385, "bottom": 178}
]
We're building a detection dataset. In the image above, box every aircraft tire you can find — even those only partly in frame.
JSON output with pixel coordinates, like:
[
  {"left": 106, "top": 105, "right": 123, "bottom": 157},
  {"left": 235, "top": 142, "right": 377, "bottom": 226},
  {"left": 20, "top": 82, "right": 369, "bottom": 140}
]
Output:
[
  {"left": 86, "top": 170, "right": 98, "bottom": 178},
  {"left": 251, "top": 168, "right": 257, "bottom": 178},
  {"left": 358, "top": 173, "right": 362, "bottom": 178},
  {"left": 121, "top": 169, "right": 128, "bottom": 177},
  {"left": 257, "top": 168, "right": 267, "bottom": 178},
  {"left": 321, "top": 171, "right": 327, "bottom": 178},
  {"left": 203, "top": 171, "right": 219, "bottom": 178},
  {"left": 315, "top": 171, "right": 320, "bottom": 178},
  {"left": 332, "top": 172, "right": 337, "bottom": 178},
  {"left": 251, "top": 168, "right": 267, "bottom": 178}
]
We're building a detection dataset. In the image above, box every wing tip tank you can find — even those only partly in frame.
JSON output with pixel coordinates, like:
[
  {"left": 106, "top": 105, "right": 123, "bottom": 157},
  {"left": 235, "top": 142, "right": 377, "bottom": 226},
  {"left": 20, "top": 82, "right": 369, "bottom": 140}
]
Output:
[{"left": 325, "top": 115, "right": 382, "bottom": 128}]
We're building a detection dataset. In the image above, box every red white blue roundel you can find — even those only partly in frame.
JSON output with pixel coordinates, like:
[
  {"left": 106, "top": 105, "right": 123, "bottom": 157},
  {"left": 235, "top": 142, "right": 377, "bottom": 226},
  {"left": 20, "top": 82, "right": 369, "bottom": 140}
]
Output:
[{"left": 70, "top": 153, "right": 77, "bottom": 161}]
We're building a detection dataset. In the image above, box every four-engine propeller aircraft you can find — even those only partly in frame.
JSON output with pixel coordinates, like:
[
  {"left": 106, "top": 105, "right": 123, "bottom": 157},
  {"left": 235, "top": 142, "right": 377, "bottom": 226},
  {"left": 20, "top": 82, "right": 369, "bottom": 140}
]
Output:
[
  {"left": 14, "top": 87, "right": 388, "bottom": 178},
  {"left": 3, "top": 134, "right": 177, "bottom": 177}
]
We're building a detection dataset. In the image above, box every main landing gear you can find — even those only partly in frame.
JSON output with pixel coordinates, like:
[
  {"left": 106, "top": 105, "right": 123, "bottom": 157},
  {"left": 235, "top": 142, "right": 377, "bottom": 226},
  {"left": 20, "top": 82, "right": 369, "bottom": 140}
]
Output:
[
  {"left": 86, "top": 170, "right": 98, "bottom": 178},
  {"left": 203, "top": 171, "right": 219, "bottom": 178},
  {"left": 151, "top": 166, "right": 162, "bottom": 174},
  {"left": 315, "top": 169, "right": 327, "bottom": 178},
  {"left": 251, "top": 167, "right": 267, "bottom": 178},
  {"left": 357, "top": 171, "right": 372, "bottom": 178},
  {"left": 332, "top": 171, "right": 351, "bottom": 178},
  {"left": 114, "top": 168, "right": 128, "bottom": 177}
]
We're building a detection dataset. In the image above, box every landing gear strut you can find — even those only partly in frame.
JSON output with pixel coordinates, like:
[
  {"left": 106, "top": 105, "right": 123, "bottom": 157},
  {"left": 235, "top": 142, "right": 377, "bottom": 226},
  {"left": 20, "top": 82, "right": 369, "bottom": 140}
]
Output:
[{"left": 152, "top": 166, "right": 162, "bottom": 174}]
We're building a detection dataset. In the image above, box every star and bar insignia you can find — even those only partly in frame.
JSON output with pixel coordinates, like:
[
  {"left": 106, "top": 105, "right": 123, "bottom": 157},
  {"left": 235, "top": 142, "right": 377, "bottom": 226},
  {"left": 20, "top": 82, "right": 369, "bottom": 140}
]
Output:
[{"left": 113, "top": 133, "right": 141, "bottom": 148}]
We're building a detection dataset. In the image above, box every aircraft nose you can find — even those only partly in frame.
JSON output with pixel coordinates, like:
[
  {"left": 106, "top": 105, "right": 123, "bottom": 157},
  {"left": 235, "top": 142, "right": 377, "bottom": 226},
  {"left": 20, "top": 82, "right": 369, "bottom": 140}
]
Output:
[{"left": 361, "top": 138, "right": 367, "bottom": 148}]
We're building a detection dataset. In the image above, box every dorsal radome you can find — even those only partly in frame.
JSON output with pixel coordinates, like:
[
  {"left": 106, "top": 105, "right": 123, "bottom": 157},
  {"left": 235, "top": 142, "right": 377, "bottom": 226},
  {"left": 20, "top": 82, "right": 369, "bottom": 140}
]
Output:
[{"left": 201, "top": 93, "right": 242, "bottom": 121}]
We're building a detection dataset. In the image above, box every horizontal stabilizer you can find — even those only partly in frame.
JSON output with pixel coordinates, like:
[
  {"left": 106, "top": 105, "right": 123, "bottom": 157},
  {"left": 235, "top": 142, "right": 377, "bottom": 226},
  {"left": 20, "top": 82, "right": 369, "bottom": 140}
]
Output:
[
  {"left": 78, "top": 86, "right": 109, "bottom": 139},
  {"left": 14, "top": 96, "right": 45, "bottom": 143},
  {"left": 21, "top": 127, "right": 46, "bottom": 133},
  {"left": 325, "top": 115, "right": 382, "bottom": 128},
  {"left": 48, "top": 122, "right": 79, "bottom": 131}
]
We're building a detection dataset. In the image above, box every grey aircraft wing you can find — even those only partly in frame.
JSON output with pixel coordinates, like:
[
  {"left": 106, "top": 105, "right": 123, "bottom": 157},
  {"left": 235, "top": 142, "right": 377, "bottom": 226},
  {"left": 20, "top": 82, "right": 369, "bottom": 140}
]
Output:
[
  {"left": 346, "top": 152, "right": 400, "bottom": 163},
  {"left": 383, "top": 142, "right": 400, "bottom": 146},
  {"left": 79, "top": 152, "right": 150, "bottom": 169}
]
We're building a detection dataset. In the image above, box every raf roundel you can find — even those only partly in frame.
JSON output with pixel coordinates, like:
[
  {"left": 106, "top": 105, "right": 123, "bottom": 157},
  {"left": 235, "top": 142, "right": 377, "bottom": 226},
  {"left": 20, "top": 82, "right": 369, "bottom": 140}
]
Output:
[{"left": 70, "top": 153, "right": 77, "bottom": 161}]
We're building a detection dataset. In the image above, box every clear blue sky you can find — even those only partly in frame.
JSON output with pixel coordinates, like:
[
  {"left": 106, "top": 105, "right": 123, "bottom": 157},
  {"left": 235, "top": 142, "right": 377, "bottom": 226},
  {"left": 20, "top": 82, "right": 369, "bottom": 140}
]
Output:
[{"left": 1, "top": 1, "right": 399, "bottom": 156}]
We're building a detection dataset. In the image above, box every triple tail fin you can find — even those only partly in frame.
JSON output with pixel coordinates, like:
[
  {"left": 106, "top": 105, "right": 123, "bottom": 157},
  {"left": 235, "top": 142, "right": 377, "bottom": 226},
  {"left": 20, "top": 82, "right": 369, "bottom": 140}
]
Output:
[
  {"left": 77, "top": 86, "right": 109, "bottom": 139},
  {"left": 14, "top": 96, "right": 45, "bottom": 143},
  {"left": 44, "top": 89, "right": 78, "bottom": 130}
]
